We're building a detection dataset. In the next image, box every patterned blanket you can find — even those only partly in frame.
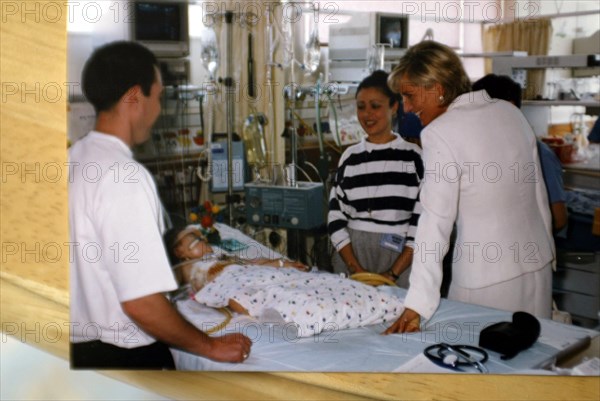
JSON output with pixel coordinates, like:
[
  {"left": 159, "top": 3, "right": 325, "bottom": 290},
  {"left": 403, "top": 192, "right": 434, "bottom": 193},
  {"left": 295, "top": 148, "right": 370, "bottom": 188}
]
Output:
[{"left": 194, "top": 265, "right": 404, "bottom": 337}]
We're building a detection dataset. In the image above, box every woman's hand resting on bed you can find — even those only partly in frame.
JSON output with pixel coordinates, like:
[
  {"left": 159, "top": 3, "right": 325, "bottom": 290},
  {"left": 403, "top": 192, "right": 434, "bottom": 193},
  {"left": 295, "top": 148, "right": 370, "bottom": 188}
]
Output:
[{"left": 383, "top": 308, "right": 421, "bottom": 334}]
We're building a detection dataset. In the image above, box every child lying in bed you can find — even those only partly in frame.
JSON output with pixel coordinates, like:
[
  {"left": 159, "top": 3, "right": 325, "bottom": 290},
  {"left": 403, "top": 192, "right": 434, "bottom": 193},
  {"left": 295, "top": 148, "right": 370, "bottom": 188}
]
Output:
[
  {"left": 169, "top": 227, "right": 404, "bottom": 337},
  {"left": 170, "top": 226, "right": 308, "bottom": 291}
]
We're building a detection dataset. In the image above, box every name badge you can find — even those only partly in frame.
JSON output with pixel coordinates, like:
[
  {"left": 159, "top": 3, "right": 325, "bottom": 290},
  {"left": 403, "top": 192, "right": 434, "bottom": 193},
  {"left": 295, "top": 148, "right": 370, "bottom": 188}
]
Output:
[{"left": 380, "top": 234, "right": 405, "bottom": 253}]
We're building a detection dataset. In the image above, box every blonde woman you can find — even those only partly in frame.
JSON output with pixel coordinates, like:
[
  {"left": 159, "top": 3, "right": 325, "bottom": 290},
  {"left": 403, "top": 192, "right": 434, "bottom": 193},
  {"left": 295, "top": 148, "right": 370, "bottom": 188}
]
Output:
[{"left": 385, "top": 41, "right": 554, "bottom": 334}]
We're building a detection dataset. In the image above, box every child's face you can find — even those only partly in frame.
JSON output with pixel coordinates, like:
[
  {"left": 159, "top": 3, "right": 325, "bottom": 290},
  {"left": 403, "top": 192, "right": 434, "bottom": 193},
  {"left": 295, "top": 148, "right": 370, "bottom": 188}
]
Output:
[{"left": 174, "top": 229, "right": 213, "bottom": 261}]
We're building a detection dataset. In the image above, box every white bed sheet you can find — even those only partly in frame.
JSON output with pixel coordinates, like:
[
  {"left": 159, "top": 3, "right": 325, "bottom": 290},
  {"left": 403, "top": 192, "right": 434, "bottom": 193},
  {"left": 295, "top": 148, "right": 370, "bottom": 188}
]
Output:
[
  {"left": 172, "top": 283, "right": 598, "bottom": 372},
  {"left": 171, "top": 224, "right": 599, "bottom": 373}
]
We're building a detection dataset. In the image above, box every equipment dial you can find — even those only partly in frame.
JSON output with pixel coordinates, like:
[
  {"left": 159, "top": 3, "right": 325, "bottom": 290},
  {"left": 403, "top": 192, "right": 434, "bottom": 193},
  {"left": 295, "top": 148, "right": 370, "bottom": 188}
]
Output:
[{"left": 249, "top": 196, "right": 261, "bottom": 208}]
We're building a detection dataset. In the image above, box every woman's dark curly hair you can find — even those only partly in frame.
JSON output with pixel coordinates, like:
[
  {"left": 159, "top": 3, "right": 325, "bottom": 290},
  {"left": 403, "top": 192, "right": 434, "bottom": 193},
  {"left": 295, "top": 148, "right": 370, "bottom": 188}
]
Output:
[{"left": 356, "top": 69, "right": 401, "bottom": 107}]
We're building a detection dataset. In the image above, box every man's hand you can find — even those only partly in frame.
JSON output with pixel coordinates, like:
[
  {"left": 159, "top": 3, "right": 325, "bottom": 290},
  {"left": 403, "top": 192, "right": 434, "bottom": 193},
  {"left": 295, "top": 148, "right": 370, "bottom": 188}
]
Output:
[
  {"left": 123, "top": 294, "right": 253, "bottom": 363},
  {"left": 205, "top": 333, "right": 253, "bottom": 363},
  {"left": 383, "top": 308, "right": 421, "bottom": 334}
]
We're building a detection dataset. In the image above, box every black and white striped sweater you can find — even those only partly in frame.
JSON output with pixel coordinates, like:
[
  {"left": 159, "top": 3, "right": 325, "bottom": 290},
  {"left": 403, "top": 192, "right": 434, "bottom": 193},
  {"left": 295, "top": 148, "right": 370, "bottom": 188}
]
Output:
[{"left": 328, "top": 133, "right": 423, "bottom": 251}]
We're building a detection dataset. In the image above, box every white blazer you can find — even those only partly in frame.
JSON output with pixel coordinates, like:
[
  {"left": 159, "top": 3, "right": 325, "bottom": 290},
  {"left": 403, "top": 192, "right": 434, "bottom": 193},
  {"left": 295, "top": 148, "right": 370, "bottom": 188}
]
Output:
[{"left": 404, "top": 91, "right": 555, "bottom": 320}]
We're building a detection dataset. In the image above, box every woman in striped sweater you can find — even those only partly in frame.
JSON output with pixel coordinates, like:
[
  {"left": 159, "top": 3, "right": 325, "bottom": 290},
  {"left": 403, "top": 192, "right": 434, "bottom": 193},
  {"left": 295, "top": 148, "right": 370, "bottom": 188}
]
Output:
[{"left": 328, "top": 70, "right": 424, "bottom": 287}]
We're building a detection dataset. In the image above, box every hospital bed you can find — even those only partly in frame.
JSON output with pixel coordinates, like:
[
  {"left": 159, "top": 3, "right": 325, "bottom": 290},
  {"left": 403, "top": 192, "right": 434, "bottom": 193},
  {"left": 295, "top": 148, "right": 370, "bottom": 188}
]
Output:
[{"left": 171, "top": 223, "right": 599, "bottom": 373}]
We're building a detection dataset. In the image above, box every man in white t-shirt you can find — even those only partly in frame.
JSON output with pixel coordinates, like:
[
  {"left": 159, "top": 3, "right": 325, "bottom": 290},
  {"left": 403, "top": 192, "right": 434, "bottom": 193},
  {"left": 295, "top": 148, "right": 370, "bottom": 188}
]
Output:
[{"left": 69, "top": 41, "right": 252, "bottom": 369}]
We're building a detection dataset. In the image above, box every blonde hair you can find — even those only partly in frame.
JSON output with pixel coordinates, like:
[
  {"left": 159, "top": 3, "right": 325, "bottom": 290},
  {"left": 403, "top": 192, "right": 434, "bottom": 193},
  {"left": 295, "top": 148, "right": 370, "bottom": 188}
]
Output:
[{"left": 388, "top": 41, "right": 471, "bottom": 106}]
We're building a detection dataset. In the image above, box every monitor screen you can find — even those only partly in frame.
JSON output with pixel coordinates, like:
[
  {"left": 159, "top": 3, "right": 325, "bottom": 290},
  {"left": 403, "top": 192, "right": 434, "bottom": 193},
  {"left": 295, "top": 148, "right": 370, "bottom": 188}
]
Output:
[
  {"left": 377, "top": 14, "right": 408, "bottom": 49},
  {"left": 135, "top": 2, "right": 182, "bottom": 42}
]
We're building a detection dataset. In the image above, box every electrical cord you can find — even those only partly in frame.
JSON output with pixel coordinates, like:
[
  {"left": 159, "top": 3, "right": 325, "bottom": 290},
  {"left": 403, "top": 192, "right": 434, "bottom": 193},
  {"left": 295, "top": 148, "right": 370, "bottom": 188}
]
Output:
[
  {"left": 204, "top": 307, "right": 233, "bottom": 335},
  {"left": 303, "top": 161, "right": 323, "bottom": 183},
  {"left": 293, "top": 164, "right": 313, "bottom": 182}
]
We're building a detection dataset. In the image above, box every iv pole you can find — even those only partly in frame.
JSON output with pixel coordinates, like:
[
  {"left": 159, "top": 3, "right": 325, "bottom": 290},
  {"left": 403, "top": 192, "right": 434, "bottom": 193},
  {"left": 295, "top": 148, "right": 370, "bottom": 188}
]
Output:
[
  {"left": 223, "top": 11, "right": 235, "bottom": 225},
  {"left": 212, "top": 9, "right": 257, "bottom": 225},
  {"left": 265, "top": 4, "right": 277, "bottom": 170},
  {"left": 286, "top": 15, "right": 298, "bottom": 188}
]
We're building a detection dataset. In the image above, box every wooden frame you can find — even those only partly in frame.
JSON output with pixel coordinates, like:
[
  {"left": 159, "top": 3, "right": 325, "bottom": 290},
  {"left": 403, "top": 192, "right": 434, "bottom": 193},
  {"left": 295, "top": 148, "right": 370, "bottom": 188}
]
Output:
[{"left": 1, "top": 3, "right": 599, "bottom": 399}]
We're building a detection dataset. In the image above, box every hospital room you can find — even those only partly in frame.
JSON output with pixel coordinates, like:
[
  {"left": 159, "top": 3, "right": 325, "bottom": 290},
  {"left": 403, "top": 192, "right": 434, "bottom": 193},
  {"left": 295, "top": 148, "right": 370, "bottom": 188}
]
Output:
[{"left": 1, "top": 0, "right": 600, "bottom": 400}]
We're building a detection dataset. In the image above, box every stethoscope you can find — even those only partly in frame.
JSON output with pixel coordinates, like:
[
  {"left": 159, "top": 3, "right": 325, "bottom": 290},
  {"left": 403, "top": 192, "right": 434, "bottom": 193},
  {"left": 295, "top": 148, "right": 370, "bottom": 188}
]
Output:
[{"left": 424, "top": 343, "right": 489, "bottom": 373}]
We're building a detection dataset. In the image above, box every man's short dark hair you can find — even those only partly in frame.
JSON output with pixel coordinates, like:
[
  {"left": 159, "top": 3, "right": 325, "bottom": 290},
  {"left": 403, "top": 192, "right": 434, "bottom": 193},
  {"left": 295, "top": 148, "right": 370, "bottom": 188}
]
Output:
[
  {"left": 356, "top": 69, "right": 401, "bottom": 107},
  {"left": 82, "top": 41, "right": 159, "bottom": 113},
  {"left": 472, "top": 74, "right": 522, "bottom": 109}
]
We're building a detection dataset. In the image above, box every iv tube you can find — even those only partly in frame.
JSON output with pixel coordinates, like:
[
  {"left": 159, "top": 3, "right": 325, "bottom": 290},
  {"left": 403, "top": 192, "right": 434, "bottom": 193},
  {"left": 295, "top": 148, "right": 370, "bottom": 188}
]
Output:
[
  {"left": 303, "top": 3, "right": 320, "bottom": 74},
  {"left": 200, "top": 27, "right": 219, "bottom": 81},
  {"left": 265, "top": 4, "right": 278, "bottom": 166},
  {"left": 242, "top": 107, "right": 268, "bottom": 170},
  {"left": 314, "top": 77, "right": 324, "bottom": 156},
  {"left": 197, "top": 87, "right": 214, "bottom": 183},
  {"left": 326, "top": 91, "right": 341, "bottom": 147},
  {"left": 287, "top": 9, "right": 298, "bottom": 187}
]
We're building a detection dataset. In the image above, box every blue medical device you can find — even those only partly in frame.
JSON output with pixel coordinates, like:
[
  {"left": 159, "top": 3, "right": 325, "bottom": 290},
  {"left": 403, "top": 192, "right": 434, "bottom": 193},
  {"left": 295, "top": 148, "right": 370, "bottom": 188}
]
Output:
[
  {"left": 211, "top": 141, "right": 245, "bottom": 192},
  {"left": 244, "top": 182, "right": 325, "bottom": 230}
]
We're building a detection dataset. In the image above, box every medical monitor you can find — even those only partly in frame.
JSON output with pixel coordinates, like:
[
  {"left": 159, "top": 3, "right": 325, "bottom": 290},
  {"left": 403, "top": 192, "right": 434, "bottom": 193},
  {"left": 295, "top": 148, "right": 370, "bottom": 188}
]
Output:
[
  {"left": 132, "top": 1, "right": 189, "bottom": 58},
  {"left": 376, "top": 13, "right": 409, "bottom": 49}
]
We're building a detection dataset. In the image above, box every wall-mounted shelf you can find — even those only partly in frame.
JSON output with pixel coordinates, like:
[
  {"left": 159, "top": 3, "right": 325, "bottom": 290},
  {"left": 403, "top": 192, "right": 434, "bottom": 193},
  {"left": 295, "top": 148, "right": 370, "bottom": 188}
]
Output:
[
  {"left": 493, "top": 54, "right": 600, "bottom": 92},
  {"left": 523, "top": 100, "right": 600, "bottom": 107},
  {"left": 493, "top": 54, "right": 600, "bottom": 75},
  {"left": 492, "top": 54, "right": 600, "bottom": 132},
  {"left": 458, "top": 51, "right": 527, "bottom": 58}
]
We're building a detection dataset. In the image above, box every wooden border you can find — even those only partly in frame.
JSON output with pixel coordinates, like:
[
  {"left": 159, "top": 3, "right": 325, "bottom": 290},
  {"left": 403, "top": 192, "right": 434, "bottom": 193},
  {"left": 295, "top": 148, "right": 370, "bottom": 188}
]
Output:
[{"left": 1, "top": 3, "right": 599, "bottom": 400}]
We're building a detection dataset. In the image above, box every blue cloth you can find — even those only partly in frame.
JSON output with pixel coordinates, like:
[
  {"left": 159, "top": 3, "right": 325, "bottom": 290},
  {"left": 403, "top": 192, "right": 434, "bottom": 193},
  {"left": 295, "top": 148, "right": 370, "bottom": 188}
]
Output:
[
  {"left": 537, "top": 140, "right": 567, "bottom": 204},
  {"left": 401, "top": 112, "right": 423, "bottom": 138},
  {"left": 588, "top": 118, "right": 600, "bottom": 143},
  {"left": 559, "top": 189, "right": 600, "bottom": 251},
  {"left": 395, "top": 107, "right": 423, "bottom": 139},
  {"left": 565, "top": 189, "right": 600, "bottom": 217}
]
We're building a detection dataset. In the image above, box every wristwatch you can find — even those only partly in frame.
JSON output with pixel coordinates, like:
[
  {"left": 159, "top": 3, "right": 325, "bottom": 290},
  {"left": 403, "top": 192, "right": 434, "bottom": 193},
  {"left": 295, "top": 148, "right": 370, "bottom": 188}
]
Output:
[{"left": 388, "top": 270, "right": 400, "bottom": 280}]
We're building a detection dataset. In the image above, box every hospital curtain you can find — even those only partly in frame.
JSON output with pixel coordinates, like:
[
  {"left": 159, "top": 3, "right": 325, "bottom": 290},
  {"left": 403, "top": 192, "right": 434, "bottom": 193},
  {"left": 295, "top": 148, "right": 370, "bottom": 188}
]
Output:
[{"left": 483, "top": 19, "right": 553, "bottom": 99}]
